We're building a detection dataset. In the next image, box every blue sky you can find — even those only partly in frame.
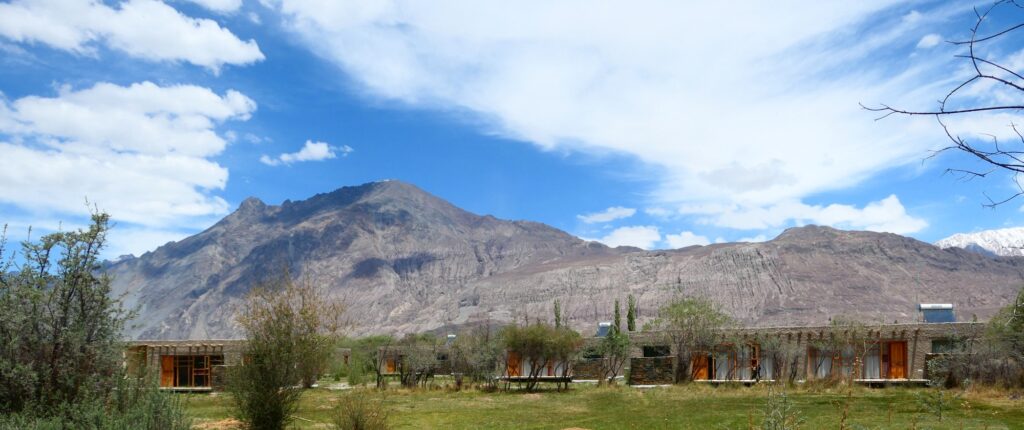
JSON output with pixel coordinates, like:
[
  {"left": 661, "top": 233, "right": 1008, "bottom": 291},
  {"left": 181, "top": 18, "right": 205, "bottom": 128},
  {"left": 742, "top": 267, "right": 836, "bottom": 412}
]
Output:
[{"left": 1, "top": 0, "right": 1024, "bottom": 258}]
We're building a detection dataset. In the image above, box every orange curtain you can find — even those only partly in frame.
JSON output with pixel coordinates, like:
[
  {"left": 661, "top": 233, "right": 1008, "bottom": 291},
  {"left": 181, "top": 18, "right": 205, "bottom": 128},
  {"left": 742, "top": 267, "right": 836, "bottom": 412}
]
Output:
[
  {"left": 692, "top": 354, "right": 709, "bottom": 380},
  {"left": 507, "top": 352, "right": 521, "bottom": 377}
]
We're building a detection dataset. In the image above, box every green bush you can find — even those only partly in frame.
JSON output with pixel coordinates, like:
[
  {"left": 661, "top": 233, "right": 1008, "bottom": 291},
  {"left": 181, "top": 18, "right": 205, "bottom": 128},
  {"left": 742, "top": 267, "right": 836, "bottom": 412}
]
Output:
[
  {"left": 0, "top": 214, "right": 190, "bottom": 429},
  {"left": 347, "top": 361, "right": 368, "bottom": 386},
  {"left": 0, "top": 374, "right": 190, "bottom": 430}
]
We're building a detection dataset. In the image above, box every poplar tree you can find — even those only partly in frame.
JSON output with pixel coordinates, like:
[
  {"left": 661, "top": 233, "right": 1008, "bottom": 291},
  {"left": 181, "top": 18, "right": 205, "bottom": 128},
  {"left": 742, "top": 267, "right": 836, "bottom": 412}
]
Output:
[
  {"left": 612, "top": 299, "right": 622, "bottom": 335},
  {"left": 627, "top": 294, "right": 637, "bottom": 332},
  {"left": 553, "top": 299, "right": 562, "bottom": 328}
]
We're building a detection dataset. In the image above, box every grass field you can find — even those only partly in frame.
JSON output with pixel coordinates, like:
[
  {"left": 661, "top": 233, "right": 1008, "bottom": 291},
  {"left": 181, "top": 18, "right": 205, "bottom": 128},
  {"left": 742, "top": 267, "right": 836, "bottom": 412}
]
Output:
[{"left": 184, "top": 382, "right": 1024, "bottom": 429}]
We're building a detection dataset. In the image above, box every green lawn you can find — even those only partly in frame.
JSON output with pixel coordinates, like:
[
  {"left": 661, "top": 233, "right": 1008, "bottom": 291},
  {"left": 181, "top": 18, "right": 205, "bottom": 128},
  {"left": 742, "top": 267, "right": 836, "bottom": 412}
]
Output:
[{"left": 184, "top": 383, "right": 1024, "bottom": 429}]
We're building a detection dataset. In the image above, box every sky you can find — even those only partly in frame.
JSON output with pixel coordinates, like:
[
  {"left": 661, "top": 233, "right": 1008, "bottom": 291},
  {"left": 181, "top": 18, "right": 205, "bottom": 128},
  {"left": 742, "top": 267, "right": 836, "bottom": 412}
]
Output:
[{"left": 1, "top": 0, "right": 1024, "bottom": 258}]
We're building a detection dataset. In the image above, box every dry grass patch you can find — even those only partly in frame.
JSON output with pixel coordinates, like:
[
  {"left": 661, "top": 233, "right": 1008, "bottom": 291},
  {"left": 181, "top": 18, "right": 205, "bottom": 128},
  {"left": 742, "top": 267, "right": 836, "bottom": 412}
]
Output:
[{"left": 192, "top": 418, "right": 244, "bottom": 430}]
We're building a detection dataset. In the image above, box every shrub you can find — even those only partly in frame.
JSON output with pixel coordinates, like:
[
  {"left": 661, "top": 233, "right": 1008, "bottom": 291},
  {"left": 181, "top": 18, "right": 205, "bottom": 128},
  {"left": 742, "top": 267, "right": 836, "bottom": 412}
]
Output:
[
  {"left": 0, "top": 373, "right": 190, "bottom": 430},
  {"left": 761, "top": 384, "right": 802, "bottom": 430},
  {"left": 928, "top": 288, "right": 1024, "bottom": 389},
  {"left": 332, "top": 393, "right": 389, "bottom": 430},
  {"left": 450, "top": 324, "right": 503, "bottom": 390},
  {"left": 0, "top": 213, "right": 189, "bottom": 429},
  {"left": 0, "top": 213, "right": 129, "bottom": 413},
  {"left": 501, "top": 322, "right": 582, "bottom": 391},
  {"left": 228, "top": 274, "right": 345, "bottom": 430}
]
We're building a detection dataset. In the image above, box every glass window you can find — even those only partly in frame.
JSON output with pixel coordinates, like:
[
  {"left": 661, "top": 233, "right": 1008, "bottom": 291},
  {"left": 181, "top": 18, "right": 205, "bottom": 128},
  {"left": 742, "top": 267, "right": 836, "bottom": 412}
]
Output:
[
  {"left": 643, "top": 345, "right": 670, "bottom": 357},
  {"left": 931, "top": 339, "right": 960, "bottom": 354}
]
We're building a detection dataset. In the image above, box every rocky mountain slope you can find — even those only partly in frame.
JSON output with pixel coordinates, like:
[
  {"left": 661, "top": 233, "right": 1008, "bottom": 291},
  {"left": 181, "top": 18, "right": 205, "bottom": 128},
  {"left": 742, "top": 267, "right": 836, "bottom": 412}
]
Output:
[
  {"left": 108, "top": 181, "right": 1024, "bottom": 339},
  {"left": 936, "top": 227, "right": 1024, "bottom": 257}
]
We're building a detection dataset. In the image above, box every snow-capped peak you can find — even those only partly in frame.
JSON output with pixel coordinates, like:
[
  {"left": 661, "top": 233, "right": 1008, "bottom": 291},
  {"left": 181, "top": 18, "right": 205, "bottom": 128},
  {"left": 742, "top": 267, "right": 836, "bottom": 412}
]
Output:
[{"left": 935, "top": 227, "right": 1024, "bottom": 257}]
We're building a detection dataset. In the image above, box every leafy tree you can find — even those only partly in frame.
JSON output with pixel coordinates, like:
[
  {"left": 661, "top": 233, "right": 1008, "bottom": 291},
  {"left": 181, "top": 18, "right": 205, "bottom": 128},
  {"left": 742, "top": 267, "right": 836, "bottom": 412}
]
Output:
[
  {"left": 553, "top": 299, "right": 562, "bottom": 329},
  {"left": 0, "top": 213, "right": 128, "bottom": 412},
  {"left": 395, "top": 333, "right": 441, "bottom": 387},
  {"left": 627, "top": 294, "right": 637, "bottom": 332},
  {"left": 597, "top": 330, "right": 630, "bottom": 385},
  {"left": 501, "top": 323, "right": 582, "bottom": 391},
  {"left": 755, "top": 334, "right": 804, "bottom": 384},
  {"left": 450, "top": 323, "right": 503, "bottom": 390},
  {"left": 981, "top": 286, "right": 1024, "bottom": 386},
  {"left": 0, "top": 213, "right": 189, "bottom": 428},
  {"left": 648, "top": 297, "right": 731, "bottom": 383},
  {"left": 228, "top": 274, "right": 345, "bottom": 430},
  {"left": 989, "top": 286, "right": 1024, "bottom": 355}
]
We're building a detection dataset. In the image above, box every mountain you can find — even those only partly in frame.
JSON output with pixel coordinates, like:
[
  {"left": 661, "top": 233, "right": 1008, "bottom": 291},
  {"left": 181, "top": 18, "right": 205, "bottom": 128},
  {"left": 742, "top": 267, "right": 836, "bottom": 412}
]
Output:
[
  {"left": 108, "top": 181, "right": 1024, "bottom": 340},
  {"left": 935, "top": 227, "right": 1024, "bottom": 257}
]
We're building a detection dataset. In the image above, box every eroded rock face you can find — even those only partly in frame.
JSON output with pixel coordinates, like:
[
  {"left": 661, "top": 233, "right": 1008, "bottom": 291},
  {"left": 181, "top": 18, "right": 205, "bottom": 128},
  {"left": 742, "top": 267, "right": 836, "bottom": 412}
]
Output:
[{"left": 108, "top": 181, "right": 1024, "bottom": 340}]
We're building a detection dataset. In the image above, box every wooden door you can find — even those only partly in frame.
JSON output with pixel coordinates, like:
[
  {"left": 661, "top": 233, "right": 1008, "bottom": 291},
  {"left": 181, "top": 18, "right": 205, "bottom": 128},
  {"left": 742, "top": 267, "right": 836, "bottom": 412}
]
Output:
[
  {"left": 160, "top": 356, "right": 174, "bottom": 387},
  {"left": 506, "top": 352, "right": 521, "bottom": 377},
  {"left": 889, "top": 342, "right": 907, "bottom": 379},
  {"left": 385, "top": 357, "right": 396, "bottom": 374},
  {"left": 691, "top": 354, "right": 709, "bottom": 380}
]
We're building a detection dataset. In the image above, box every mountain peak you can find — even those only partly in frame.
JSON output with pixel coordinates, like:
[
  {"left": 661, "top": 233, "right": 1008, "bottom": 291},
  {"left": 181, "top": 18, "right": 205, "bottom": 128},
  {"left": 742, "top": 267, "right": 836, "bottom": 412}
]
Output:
[
  {"left": 773, "top": 224, "right": 841, "bottom": 241},
  {"left": 238, "top": 196, "right": 266, "bottom": 210},
  {"left": 936, "top": 226, "right": 1024, "bottom": 257}
]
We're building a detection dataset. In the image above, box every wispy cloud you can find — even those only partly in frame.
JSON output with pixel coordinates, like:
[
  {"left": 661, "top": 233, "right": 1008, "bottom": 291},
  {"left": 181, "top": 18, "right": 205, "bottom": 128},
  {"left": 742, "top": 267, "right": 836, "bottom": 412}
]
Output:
[
  {"left": 184, "top": 0, "right": 243, "bottom": 14},
  {"left": 273, "top": 1, "right": 958, "bottom": 235},
  {"left": 916, "top": 33, "right": 942, "bottom": 49},
  {"left": 260, "top": 140, "right": 352, "bottom": 166},
  {"left": 577, "top": 206, "right": 636, "bottom": 224}
]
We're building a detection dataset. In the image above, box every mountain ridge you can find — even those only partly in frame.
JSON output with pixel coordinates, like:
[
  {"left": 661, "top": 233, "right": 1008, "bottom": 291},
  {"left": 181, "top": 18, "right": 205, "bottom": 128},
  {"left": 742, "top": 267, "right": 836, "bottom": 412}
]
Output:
[
  {"left": 108, "top": 180, "right": 1024, "bottom": 339},
  {"left": 936, "top": 226, "right": 1024, "bottom": 257}
]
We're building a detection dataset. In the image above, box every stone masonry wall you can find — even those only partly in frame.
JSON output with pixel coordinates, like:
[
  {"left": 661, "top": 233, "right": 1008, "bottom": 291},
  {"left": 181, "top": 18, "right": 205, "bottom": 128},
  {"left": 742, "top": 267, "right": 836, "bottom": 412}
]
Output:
[
  {"left": 574, "top": 358, "right": 605, "bottom": 380},
  {"left": 628, "top": 357, "right": 674, "bottom": 385}
]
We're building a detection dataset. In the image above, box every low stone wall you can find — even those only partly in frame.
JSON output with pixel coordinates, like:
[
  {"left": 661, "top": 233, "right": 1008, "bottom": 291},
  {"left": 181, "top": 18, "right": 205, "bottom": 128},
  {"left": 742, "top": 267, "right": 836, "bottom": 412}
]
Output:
[
  {"left": 628, "top": 356, "right": 674, "bottom": 385},
  {"left": 574, "top": 358, "right": 605, "bottom": 380},
  {"left": 211, "top": 365, "right": 229, "bottom": 391}
]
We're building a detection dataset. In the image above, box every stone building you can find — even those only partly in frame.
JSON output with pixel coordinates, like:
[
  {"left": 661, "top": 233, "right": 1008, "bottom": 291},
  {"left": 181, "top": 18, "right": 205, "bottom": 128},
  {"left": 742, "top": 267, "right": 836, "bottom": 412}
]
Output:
[
  {"left": 623, "top": 322, "right": 984, "bottom": 385},
  {"left": 124, "top": 340, "right": 245, "bottom": 391},
  {"left": 124, "top": 316, "right": 984, "bottom": 389},
  {"left": 125, "top": 340, "right": 351, "bottom": 391}
]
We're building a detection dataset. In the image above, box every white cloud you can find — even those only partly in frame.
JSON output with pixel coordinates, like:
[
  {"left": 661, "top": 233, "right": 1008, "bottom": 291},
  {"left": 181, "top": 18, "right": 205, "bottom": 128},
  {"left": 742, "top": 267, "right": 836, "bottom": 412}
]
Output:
[
  {"left": 577, "top": 206, "right": 636, "bottom": 223},
  {"left": 0, "top": 0, "right": 263, "bottom": 72},
  {"left": 183, "top": 0, "right": 242, "bottom": 13},
  {"left": 738, "top": 234, "right": 769, "bottom": 243},
  {"left": 697, "top": 194, "right": 927, "bottom": 235},
  {"left": 105, "top": 226, "right": 190, "bottom": 258},
  {"left": 272, "top": 1, "right": 954, "bottom": 232},
  {"left": 0, "top": 81, "right": 254, "bottom": 228},
  {"left": 588, "top": 225, "right": 661, "bottom": 249},
  {"left": 916, "top": 33, "right": 942, "bottom": 49},
  {"left": 664, "top": 231, "right": 710, "bottom": 248},
  {"left": 260, "top": 140, "right": 352, "bottom": 166},
  {"left": 644, "top": 207, "right": 672, "bottom": 218}
]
